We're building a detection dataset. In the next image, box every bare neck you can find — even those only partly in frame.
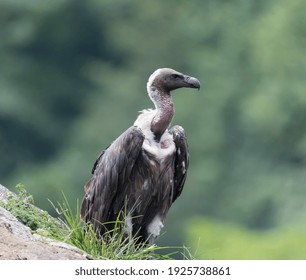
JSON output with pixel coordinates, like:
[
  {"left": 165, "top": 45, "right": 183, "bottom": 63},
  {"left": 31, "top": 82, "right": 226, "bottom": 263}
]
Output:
[{"left": 149, "top": 88, "right": 174, "bottom": 142}]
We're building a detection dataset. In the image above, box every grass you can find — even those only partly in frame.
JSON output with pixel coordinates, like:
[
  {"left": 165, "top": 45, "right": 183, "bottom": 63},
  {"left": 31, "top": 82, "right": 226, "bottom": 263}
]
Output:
[
  {"left": 0, "top": 184, "right": 189, "bottom": 260},
  {"left": 54, "top": 194, "right": 177, "bottom": 259}
]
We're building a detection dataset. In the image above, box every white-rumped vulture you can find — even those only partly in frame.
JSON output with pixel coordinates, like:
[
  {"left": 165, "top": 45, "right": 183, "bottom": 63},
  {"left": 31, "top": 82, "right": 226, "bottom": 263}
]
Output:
[{"left": 80, "top": 68, "right": 200, "bottom": 244}]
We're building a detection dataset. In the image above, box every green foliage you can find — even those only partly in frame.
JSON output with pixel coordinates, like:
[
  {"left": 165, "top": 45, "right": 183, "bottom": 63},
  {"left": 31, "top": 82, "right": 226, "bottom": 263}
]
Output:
[
  {"left": 0, "top": 184, "right": 58, "bottom": 232},
  {"left": 186, "top": 217, "right": 306, "bottom": 260}
]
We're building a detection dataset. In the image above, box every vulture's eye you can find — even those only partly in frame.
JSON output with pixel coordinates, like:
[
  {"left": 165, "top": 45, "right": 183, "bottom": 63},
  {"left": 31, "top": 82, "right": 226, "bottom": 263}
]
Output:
[{"left": 171, "top": 74, "right": 179, "bottom": 79}]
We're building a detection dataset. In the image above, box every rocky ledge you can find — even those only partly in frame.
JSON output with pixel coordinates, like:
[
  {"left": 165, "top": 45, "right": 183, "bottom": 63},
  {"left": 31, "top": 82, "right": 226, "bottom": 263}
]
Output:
[{"left": 0, "top": 184, "right": 87, "bottom": 260}]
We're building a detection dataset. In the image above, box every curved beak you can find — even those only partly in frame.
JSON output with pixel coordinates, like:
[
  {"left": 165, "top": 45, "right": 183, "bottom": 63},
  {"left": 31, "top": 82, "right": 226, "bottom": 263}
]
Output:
[{"left": 184, "top": 75, "right": 201, "bottom": 90}]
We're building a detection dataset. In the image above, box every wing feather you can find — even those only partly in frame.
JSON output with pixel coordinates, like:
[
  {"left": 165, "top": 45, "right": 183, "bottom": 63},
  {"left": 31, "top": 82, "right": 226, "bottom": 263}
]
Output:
[
  {"left": 169, "top": 125, "right": 189, "bottom": 203},
  {"left": 80, "top": 126, "right": 145, "bottom": 233}
]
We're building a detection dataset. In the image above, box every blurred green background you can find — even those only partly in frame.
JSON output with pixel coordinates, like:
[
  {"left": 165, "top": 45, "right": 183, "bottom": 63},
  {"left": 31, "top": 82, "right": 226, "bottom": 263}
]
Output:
[{"left": 1, "top": 0, "right": 306, "bottom": 259}]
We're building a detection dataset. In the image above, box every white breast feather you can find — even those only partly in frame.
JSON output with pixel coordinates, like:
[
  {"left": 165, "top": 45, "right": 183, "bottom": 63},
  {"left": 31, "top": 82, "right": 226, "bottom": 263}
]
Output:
[{"left": 134, "top": 109, "right": 176, "bottom": 159}]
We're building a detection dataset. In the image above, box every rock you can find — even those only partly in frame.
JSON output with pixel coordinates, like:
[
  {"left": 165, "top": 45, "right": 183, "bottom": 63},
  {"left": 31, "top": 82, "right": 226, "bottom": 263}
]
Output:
[
  {"left": 0, "top": 184, "right": 18, "bottom": 203},
  {"left": 0, "top": 184, "right": 88, "bottom": 260}
]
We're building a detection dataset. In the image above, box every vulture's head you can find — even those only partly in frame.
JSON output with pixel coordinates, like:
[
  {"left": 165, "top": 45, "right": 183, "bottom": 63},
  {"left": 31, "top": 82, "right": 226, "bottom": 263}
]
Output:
[{"left": 147, "top": 68, "right": 200, "bottom": 94}]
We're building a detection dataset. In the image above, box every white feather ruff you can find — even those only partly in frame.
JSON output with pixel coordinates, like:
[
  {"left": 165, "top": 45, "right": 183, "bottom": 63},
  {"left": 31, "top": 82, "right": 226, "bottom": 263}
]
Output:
[{"left": 134, "top": 109, "right": 176, "bottom": 160}]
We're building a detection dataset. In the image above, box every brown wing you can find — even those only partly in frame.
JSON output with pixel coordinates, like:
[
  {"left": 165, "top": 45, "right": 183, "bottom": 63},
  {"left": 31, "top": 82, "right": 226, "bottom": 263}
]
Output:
[
  {"left": 169, "top": 125, "right": 189, "bottom": 203},
  {"left": 80, "top": 126, "right": 145, "bottom": 233}
]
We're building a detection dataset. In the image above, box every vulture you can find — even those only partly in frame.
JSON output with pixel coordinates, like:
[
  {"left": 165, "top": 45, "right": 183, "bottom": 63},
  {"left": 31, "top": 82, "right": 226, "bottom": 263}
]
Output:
[{"left": 80, "top": 68, "right": 200, "bottom": 244}]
